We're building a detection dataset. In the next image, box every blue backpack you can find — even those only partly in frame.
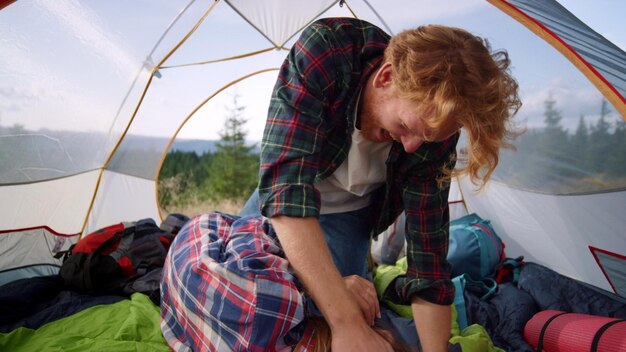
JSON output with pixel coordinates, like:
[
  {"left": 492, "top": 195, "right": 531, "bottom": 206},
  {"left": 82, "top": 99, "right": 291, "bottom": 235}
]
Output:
[
  {"left": 447, "top": 213, "right": 508, "bottom": 329},
  {"left": 447, "top": 213, "right": 505, "bottom": 282}
]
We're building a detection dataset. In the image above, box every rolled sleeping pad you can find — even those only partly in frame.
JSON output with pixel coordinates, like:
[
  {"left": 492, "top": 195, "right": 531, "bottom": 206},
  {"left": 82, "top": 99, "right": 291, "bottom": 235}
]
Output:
[{"left": 523, "top": 310, "right": 626, "bottom": 352}]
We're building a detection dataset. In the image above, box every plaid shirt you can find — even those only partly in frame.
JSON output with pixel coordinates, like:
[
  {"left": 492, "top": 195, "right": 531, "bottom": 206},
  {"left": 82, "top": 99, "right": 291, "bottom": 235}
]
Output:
[
  {"left": 259, "top": 18, "right": 458, "bottom": 305},
  {"left": 160, "top": 213, "right": 316, "bottom": 351}
]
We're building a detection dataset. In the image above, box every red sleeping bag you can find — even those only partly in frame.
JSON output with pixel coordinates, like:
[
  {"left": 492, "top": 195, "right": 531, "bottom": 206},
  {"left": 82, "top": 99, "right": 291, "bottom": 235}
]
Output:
[{"left": 524, "top": 310, "right": 626, "bottom": 352}]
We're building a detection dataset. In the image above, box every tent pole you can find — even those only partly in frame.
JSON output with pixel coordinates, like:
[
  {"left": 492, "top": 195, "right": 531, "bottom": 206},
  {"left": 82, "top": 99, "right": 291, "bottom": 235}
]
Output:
[
  {"left": 455, "top": 173, "right": 470, "bottom": 215},
  {"left": 361, "top": 0, "right": 393, "bottom": 35},
  {"left": 160, "top": 47, "right": 278, "bottom": 69}
]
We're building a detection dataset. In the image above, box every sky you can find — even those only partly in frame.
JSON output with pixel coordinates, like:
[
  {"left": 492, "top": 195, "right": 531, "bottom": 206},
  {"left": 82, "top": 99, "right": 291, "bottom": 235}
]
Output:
[{"left": 0, "top": 0, "right": 624, "bottom": 144}]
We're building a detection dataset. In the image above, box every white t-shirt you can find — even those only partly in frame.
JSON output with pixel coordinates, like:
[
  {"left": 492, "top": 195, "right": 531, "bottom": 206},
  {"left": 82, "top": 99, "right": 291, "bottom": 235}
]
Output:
[{"left": 316, "top": 100, "right": 392, "bottom": 214}]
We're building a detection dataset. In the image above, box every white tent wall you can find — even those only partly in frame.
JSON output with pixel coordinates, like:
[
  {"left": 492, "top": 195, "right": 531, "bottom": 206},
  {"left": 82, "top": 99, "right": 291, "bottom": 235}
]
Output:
[
  {"left": 0, "top": 173, "right": 95, "bottom": 280},
  {"left": 84, "top": 171, "right": 161, "bottom": 235},
  {"left": 0, "top": 228, "right": 73, "bottom": 286},
  {"left": 0, "top": 172, "right": 99, "bottom": 234},
  {"left": 448, "top": 179, "right": 468, "bottom": 221},
  {"left": 225, "top": 0, "right": 340, "bottom": 47},
  {"left": 461, "top": 178, "right": 626, "bottom": 292},
  {"left": 1, "top": 0, "right": 625, "bottom": 297}
]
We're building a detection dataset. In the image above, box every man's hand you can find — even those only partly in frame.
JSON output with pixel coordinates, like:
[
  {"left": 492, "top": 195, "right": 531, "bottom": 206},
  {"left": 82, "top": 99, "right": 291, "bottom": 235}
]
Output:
[
  {"left": 271, "top": 216, "right": 393, "bottom": 350},
  {"left": 344, "top": 275, "right": 381, "bottom": 326},
  {"left": 331, "top": 322, "right": 394, "bottom": 352}
]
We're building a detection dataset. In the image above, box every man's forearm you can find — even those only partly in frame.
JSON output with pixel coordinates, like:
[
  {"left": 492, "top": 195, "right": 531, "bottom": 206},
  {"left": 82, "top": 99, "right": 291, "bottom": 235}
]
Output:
[
  {"left": 411, "top": 297, "right": 451, "bottom": 352},
  {"left": 270, "top": 216, "right": 364, "bottom": 329}
]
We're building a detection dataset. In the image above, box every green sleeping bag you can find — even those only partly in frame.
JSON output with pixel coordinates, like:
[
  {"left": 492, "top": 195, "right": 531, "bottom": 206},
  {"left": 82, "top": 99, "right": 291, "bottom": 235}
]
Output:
[{"left": 0, "top": 293, "right": 169, "bottom": 352}]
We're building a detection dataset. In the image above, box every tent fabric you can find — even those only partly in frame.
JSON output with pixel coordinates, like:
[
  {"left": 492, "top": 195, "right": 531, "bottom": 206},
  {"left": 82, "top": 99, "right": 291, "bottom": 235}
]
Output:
[
  {"left": 0, "top": 2, "right": 625, "bottom": 351},
  {"left": 0, "top": 171, "right": 98, "bottom": 234},
  {"left": 225, "top": 0, "right": 339, "bottom": 47},
  {"left": 493, "top": 0, "right": 626, "bottom": 116},
  {"left": 462, "top": 178, "right": 626, "bottom": 292},
  {"left": 0, "top": 227, "right": 76, "bottom": 286},
  {"left": 590, "top": 247, "right": 626, "bottom": 297},
  {"left": 0, "top": 0, "right": 624, "bottom": 310},
  {"left": 84, "top": 171, "right": 161, "bottom": 234}
]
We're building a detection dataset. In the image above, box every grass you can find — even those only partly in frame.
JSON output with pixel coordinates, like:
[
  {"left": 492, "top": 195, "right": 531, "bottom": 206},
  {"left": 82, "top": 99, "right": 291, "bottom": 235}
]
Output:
[
  {"left": 159, "top": 198, "right": 246, "bottom": 219},
  {"left": 158, "top": 175, "right": 248, "bottom": 218}
]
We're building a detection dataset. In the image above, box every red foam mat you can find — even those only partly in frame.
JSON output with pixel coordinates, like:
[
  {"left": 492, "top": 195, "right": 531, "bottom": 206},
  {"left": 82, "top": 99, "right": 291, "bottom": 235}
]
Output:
[{"left": 524, "top": 310, "right": 626, "bottom": 352}]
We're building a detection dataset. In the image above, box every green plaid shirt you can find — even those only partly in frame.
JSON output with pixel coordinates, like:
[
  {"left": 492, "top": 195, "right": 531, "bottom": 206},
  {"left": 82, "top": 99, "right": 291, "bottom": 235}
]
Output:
[{"left": 259, "top": 18, "right": 458, "bottom": 305}]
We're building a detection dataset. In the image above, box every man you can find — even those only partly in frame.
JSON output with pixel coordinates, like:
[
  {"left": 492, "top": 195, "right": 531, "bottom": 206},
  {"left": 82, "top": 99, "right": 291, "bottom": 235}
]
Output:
[{"left": 240, "top": 17, "right": 520, "bottom": 351}]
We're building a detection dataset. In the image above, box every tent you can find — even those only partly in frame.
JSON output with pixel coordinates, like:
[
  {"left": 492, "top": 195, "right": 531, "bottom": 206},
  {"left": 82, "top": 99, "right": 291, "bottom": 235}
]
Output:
[{"left": 0, "top": 0, "right": 624, "bottom": 308}]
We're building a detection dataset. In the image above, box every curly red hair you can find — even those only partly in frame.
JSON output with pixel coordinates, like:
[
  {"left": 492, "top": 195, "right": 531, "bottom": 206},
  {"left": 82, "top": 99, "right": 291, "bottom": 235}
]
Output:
[{"left": 384, "top": 24, "right": 522, "bottom": 188}]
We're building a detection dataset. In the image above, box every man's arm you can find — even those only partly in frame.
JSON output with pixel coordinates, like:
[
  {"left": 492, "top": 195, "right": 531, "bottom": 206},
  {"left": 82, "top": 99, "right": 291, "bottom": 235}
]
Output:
[
  {"left": 412, "top": 297, "right": 451, "bottom": 352},
  {"left": 271, "top": 216, "right": 392, "bottom": 352},
  {"left": 400, "top": 136, "right": 459, "bottom": 351}
]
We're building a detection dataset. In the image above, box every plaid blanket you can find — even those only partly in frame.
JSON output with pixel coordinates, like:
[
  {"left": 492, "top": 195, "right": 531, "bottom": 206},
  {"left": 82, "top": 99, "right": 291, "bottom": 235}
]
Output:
[{"left": 160, "top": 212, "right": 315, "bottom": 351}]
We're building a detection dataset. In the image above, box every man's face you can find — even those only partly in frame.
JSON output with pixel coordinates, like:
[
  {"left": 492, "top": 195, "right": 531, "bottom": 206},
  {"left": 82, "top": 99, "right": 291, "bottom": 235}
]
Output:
[
  {"left": 359, "top": 92, "right": 460, "bottom": 153},
  {"left": 359, "top": 62, "right": 460, "bottom": 153}
]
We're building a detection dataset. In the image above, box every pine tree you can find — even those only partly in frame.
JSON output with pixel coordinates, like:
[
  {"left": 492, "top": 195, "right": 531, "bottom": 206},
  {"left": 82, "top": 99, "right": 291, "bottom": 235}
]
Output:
[
  {"left": 543, "top": 98, "right": 566, "bottom": 135},
  {"left": 536, "top": 97, "right": 571, "bottom": 190},
  {"left": 605, "top": 112, "right": 626, "bottom": 180},
  {"left": 587, "top": 99, "right": 613, "bottom": 173},
  {"left": 570, "top": 114, "right": 589, "bottom": 171},
  {"left": 573, "top": 115, "right": 588, "bottom": 145},
  {"left": 205, "top": 93, "right": 259, "bottom": 201}
]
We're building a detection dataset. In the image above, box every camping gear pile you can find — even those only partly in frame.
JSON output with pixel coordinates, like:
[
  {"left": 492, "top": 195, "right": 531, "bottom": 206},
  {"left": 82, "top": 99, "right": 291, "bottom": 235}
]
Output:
[
  {"left": 1, "top": 0, "right": 624, "bottom": 351},
  {"left": 0, "top": 214, "right": 188, "bottom": 350},
  {"left": 373, "top": 214, "right": 626, "bottom": 351}
]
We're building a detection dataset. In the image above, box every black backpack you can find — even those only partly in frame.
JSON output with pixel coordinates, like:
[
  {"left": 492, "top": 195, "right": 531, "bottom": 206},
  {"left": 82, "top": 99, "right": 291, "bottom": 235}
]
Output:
[{"left": 58, "top": 215, "right": 187, "bottom": 300}]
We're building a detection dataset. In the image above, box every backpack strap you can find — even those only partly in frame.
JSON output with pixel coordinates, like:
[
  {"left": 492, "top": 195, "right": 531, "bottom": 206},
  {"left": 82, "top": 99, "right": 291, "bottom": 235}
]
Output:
[
  {"left": 108, "top": 227, "right": 135, "bottom": 262},
  {"left": 471, "top": 222, "right": 506, "bottom": 276},
  {"left": 82, "top": 224, "right": 136, "bottom": 291},
  {"left": 495, "top": 256, "right": 525, "bottom": 284},
  {"left": 466, "top": 276, "right": 498, "bottom": 301},
  {"left": 451, "top": 272, "right": 498, "bottom": 301},
  {"left": 452, "top": 275, "right": 469, "bottom": 330},
  {"left": 82, "top": 232, "right": 120, "bottom": 292},
  {"left": 451, "top": 273, "right": 499, "bottom": 332},
  {"left": 54, "top": 244, "right": 75, "bottom": 261}
]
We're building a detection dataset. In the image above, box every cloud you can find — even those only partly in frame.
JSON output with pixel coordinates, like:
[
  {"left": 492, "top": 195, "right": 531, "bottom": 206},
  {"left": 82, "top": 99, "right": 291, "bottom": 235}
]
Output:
[
  {"left": 517, "top": 77, "right": 614, "bottom": 131},
  {"left": 38, "top": 1, "right": 138, "bottom": 76},
  {"left": 0, "top": 85, "right": 38, "bottom": 112},
  {"left": 0, "top": 1, "right": 145, "bottom": 133}
]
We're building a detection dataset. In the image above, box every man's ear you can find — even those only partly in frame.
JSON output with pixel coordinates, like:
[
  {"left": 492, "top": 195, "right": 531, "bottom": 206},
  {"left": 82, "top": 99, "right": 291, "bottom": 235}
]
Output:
[{"left": 372, "top": 62, "right": 393, "bottom": 89}]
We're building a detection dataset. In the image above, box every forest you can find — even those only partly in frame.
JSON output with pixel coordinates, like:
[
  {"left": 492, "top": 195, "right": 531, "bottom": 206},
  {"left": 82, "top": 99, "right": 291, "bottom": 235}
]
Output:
[
  {"left": 494, "top": 99, "right": 625, "bottom": 193},
  {"left": 158, "top": 96, "right": 625, "bottom": 215},
  {"left": 1, "top": 95, "right": 621, "bottom": 217},
  {"left": 158, "top": 95, "right": 259, "bottom": 215}
]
